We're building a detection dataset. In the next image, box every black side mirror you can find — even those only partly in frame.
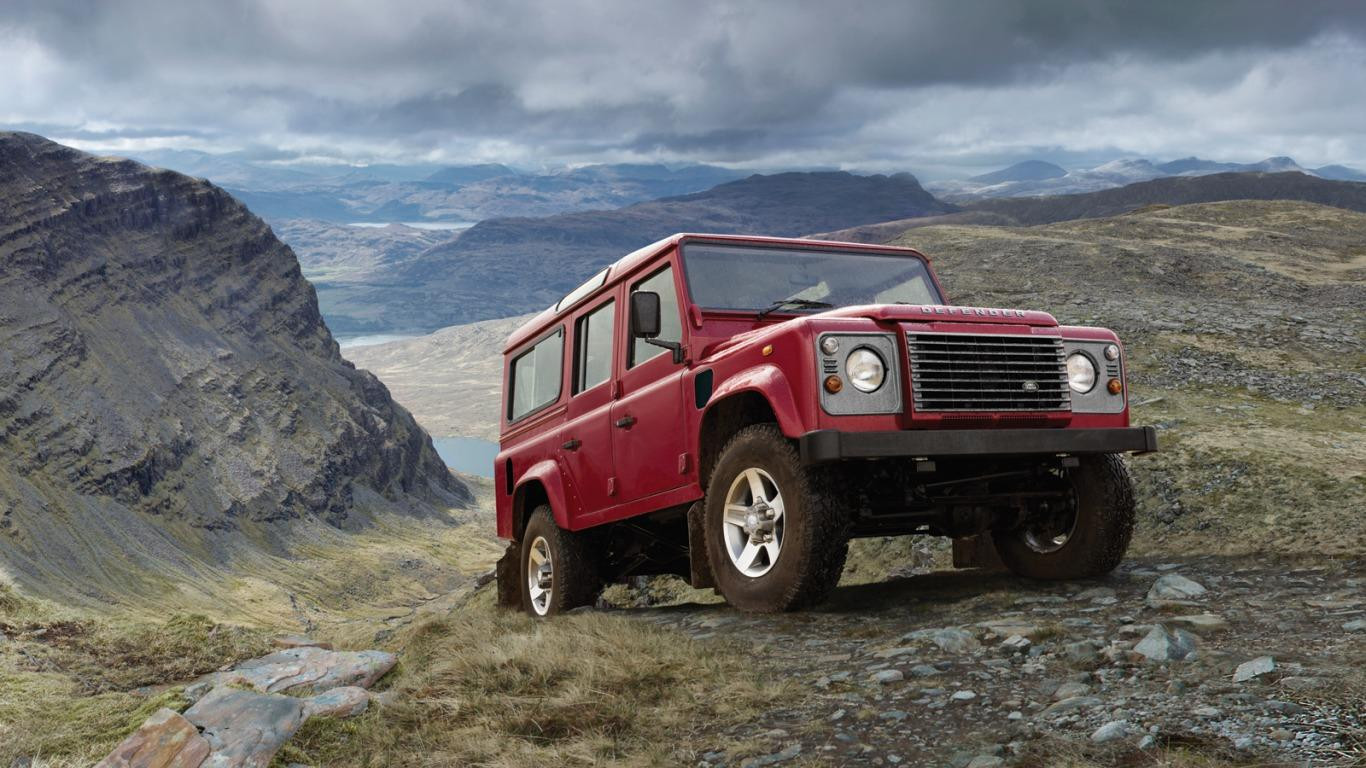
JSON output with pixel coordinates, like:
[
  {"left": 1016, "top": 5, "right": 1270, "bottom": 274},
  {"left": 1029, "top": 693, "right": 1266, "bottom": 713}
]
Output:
[{"left": 631, "top": 291, "right": 662, "bottom": 338}]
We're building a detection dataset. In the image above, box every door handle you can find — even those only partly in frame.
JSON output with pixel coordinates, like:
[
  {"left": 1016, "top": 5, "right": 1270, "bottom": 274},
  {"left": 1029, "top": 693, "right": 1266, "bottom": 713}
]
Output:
[
  {"left": 614, "top": 415, "right": 636, "bottom": 429},
  {"left": 561, "top": 439, "right": 581, "bottom": 451}
]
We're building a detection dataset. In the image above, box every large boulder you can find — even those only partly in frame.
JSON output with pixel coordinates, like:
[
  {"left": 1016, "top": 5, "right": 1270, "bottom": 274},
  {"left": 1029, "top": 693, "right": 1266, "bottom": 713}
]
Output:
[
  {"left": 183, "top": 687, "right": 307, "bottom": 768},
  {"left": 94, "top": 709, "right": 210, "bottom": 768}
]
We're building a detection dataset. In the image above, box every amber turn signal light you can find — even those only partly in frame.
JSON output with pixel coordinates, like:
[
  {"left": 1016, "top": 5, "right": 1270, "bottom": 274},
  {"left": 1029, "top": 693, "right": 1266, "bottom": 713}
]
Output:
[
  {"left": 824, "top": 375, "right": 843, "bottom": 393},
  {"left": 1107, "top": 378, "right": 1123, "bottom": 395}
]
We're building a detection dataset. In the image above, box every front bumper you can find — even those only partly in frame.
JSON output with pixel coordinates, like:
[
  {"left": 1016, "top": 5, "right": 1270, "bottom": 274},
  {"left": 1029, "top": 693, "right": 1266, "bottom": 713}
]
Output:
[{"left": 799, "top": 426, "right": 1158, "bottom": 464}]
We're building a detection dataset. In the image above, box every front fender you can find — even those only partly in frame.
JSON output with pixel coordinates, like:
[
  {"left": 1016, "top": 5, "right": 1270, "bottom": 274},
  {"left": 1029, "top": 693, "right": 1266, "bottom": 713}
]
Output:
[
  {"left": 513, "top": 458, "right": 571, "bottom": 533},
  {"left": 709, "top": 363, "right": 806, "bottom": 438}
]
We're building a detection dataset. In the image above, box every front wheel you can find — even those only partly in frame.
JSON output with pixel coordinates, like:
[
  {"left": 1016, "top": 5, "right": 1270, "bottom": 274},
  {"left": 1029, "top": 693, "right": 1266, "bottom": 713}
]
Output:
[
  {"left": 996, "top": 454, "right": 1136, "bottom": 580},
  {"left": 520, "top": 506, "right": 599, "bottom": 617},
  {"left": 705, "top": 424, "right": 849, "bottom": 612}
]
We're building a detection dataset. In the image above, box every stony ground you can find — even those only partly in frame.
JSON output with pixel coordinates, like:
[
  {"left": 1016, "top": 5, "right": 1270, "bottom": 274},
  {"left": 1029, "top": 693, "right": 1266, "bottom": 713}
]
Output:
[{"left": 625, "top": 555, "right": 1366, "bottom": 768}]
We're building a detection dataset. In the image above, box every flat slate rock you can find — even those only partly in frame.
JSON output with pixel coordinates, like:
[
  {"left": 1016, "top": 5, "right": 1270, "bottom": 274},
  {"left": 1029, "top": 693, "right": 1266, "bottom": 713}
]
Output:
[
  {"left": 215, "top": 646, "right": 396, "bottom": 695},
  {"left": 94, "top": 708, "right": 211, "bottom": 768},
  {"left": 184, "top": 686, "right": 306, "bottom": 768},
  {"left": 302, "top": 686, "right": 370, "bottom": 719}
]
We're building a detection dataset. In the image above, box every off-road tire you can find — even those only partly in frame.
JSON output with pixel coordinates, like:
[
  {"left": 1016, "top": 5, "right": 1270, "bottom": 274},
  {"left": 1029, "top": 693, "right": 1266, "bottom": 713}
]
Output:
[
  {"left": 705, "top": 424, "right": 849, "bottom": 612},
  {"left": 996, "top": 454, "right": 1136, "bottom": 580},
  {"left": 520, "top": 506, "right": 600, "bottom": 617}
]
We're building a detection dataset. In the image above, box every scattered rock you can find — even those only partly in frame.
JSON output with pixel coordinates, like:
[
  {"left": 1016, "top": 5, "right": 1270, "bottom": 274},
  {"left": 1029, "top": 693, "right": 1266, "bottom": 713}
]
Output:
[
  {"left": 94, "top": 708, "right": 210, "bottom": 768},
  {"left": 1053, "top": 682, "right": 1091, "bottom": 700},
  {"left": 1042, "top": 696, "right": 1102, "bottom": 717},
  {"left": 1167, "top": 613, "right": 1228, "bottom": 630},
  {"left": 950, "top": 690, "right": 977, "bottom": 703},
  {"left": 1061, "top": 639, "right": 1103, "bottom": 665},
  {"left": 1000, "top": 635, "right": 1031, "bottom": 654},
  {"left": 1090, "top": 720, "right": 1130, "bottom": 744},
  {"left": 932, "top": 628, "right": 981, "bottom": 654},
  {"left": 1233, "top": 656, "right": 1275, "bottom": 683},
  {"left": 1134, "top": 625, "right": 1198, "bottom": 662},
  {"left": 1147, "top": 574, "right": 1207, "bottom": 602},
  {"left": 184, "top": 686, "right": 306, "bottom": 768},
  {"left": 1265, "top": 700, "right": 1307, "bottom": 715},
  {"left": 872, "top": 669, "right": 904, "bottom": 684},
  {"left": 741, "top": 743, "right": 802, "bottom": 767},
  {"left": 302, "top": 686, "right": 370, "bottom": 719},
  {"left": 1343, "top": 619, "right": 1366, "bottom": 632}
]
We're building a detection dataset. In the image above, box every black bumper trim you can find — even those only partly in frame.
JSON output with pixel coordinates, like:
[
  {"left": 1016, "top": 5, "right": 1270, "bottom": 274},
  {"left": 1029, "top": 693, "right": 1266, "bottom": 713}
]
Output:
[{"left": 799, "top": 426, "right": 1158, "bottom": 464}]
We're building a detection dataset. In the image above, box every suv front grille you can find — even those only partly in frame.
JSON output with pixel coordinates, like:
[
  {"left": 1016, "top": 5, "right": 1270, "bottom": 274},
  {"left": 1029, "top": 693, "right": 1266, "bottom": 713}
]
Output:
[{"left": 907, "top": 333, "right": 1070, "bottom": 412}]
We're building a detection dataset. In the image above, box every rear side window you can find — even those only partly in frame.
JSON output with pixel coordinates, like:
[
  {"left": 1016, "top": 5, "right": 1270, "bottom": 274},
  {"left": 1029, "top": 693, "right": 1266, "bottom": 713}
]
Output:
[
  {"left": 575, "top": 299, "right": 615, "bottom": 393},
  {"left": 629, "top": 265, "right": 682, "bottom": 367},
  {"left": 508, "top": 329, "right": 564, "bottom": 421}
]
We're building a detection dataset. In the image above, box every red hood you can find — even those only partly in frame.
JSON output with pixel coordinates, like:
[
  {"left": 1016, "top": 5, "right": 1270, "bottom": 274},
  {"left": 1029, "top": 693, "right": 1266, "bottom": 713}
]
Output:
[{"left": 819, "top": 304, "right": 1058, "bottom": 327}]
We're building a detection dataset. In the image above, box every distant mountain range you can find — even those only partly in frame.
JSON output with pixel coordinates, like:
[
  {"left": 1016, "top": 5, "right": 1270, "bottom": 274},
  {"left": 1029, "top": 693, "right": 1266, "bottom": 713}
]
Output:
[
  {"left": 929, "top": 155, "right": 1366, "bottom": 201},
  {"left": 816, "top": 171, "right": 1366, "bottom": 242},
  {"left": 310, "top": 171, "right": 954, "bottom": 334},
  {"left": 131, "top": 149, "right": 748, "bottom": 223}
]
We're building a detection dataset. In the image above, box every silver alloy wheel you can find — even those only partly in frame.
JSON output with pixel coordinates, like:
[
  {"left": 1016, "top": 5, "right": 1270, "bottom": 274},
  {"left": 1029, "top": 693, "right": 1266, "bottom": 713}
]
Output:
[
  {"left": 722, "top": 467, "right": 785, "bottom": 577},
  {"left": 526, "top": 536, "right": 553, "bottom": 616}
]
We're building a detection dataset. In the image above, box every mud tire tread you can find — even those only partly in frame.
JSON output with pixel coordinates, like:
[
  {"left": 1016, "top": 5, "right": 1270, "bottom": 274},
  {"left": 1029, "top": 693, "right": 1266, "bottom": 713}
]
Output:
[
  {"left": 705, "top": 424, "right": 849, "bottom": 612},
  {"left": 997, "top": 454, "right": 1136, "bottom": 580},
  {"left": 520, "top": 505, "right": 600, "bottom": 617}
]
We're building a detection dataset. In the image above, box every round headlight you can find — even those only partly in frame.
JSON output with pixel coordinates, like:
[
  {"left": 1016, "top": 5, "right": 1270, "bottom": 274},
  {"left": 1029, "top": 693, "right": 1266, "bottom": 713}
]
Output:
[
  {"left": 845, "top": 348, "right": 886, "bottom": 393},
  {"left": 1066, "top": 352, "right": 1097, "bottom": 393},
  {"left": 820, "top": 336, "right": 840, "bottom": 355},
  {"left": 1104, "top": 344, "right": 1120, "bottom": 361}
]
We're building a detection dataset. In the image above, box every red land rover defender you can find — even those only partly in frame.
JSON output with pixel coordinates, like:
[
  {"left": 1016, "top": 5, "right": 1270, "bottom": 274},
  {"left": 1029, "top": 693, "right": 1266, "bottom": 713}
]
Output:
[{"left": 494, "top": 234, "right": 1156, "bottom": 615}]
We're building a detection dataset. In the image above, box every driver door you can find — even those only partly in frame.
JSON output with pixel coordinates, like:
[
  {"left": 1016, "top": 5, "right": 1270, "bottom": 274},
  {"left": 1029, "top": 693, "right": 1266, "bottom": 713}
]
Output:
[{"left": 610, "top": 262, "right": 689, "bottom": 504}]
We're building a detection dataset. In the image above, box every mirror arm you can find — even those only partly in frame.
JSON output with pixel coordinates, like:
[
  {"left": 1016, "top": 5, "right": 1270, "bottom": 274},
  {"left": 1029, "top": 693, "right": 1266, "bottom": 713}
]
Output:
[{"left": 644, "top": 338, "right": 685, "bottom": 365}]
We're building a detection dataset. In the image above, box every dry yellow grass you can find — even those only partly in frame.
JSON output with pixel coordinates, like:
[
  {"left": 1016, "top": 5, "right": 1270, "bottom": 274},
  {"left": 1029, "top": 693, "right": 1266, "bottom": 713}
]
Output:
[
  {"left": 0, "top": 584, "right": 273, "bottom": 767},
  {"left": 277, "top": 590, "right": 785, "bottom": 767}
]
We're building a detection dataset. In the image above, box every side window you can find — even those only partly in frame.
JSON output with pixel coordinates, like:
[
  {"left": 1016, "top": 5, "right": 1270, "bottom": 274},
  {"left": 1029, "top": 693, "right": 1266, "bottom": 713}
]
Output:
[
  {"left": 574, "top": 299, "right": 615, "bottom": 393},
  {"left": 508, "top": 328, "right": 564, "bottom": 421},
  {"left": 629, "top": 265, "right": 681, "bottom": 367}
]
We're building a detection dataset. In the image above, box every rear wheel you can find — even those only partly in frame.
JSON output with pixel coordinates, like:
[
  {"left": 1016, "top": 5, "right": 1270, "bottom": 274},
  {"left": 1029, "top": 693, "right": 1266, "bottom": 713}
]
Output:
[
  {"left": 996, "top": 454, "right": 1135, "bottom": 580},
  {"left": 520, "top": 506, "right": 599, "bottom": 617},
  {"left": 705, "top": 424, "right": 849, "bottom": 612}
]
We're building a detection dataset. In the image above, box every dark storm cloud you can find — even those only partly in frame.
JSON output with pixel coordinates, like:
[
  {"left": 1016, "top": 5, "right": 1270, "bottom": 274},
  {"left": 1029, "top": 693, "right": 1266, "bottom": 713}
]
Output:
[{"left": 3, "top": 0, "right": 1365, "bottom": 171}]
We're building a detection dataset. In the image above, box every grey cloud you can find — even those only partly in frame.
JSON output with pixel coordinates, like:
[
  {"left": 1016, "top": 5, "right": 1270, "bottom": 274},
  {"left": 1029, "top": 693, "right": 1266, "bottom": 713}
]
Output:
[{"left": 2, "top": 0, "right": 1365, "bottom": 170}]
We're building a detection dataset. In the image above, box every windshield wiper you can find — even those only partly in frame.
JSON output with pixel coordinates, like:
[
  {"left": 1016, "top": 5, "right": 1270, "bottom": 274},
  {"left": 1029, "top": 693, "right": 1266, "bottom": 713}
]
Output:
[{"left": 756, "top": 298, "right": 834, "bottom": 320}]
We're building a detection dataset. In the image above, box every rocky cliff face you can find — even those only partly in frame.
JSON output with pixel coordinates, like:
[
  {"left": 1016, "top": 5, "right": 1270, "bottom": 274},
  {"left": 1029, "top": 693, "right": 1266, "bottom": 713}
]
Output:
[{"left": 0, "top": 133, "right": 470, "bottom": 602}]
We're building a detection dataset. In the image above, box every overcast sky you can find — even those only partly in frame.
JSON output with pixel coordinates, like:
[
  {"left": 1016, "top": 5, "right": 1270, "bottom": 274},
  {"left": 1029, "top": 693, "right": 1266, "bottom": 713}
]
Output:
[{"left": 3, "top": 0, "right": 1365, "bottom": 178}]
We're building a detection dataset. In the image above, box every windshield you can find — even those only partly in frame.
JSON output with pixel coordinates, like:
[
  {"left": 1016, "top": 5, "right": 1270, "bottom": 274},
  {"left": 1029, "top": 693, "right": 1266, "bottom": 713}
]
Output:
[{"left": 681, "top": 243, "right": 943, "bottom": 313}]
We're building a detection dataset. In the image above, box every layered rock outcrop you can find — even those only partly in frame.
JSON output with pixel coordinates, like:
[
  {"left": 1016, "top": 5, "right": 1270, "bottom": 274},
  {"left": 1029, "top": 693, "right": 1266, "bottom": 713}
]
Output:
[{"left": 0, "top": 133, "right": 470, "bottom": 602}]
